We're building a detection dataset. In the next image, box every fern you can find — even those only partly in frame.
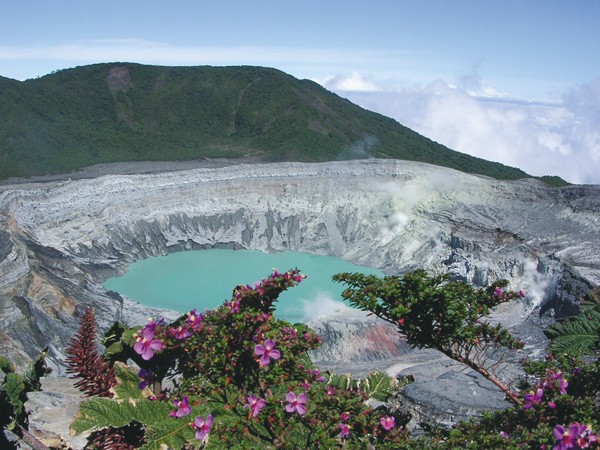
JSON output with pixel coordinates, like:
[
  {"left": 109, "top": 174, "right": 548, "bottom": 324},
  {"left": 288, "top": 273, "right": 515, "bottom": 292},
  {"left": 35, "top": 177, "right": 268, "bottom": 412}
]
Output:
[
  {"left": 545, "top": 291, "right": 600, "bottom": 356},
  {"left": 72, "top": 363, "right": 223, "bottom": 450},
  {"left": 71, "top": 397, "right": 217, "bottom": 450},
  {"left": 546, "top": 310, "right": 600, "bottom": 355},
  {"left": 71, "top": 397, "right": 139, "bottom": 432},
  {"left": 111, "top": 363, "right": 147, "bottom": 400}
]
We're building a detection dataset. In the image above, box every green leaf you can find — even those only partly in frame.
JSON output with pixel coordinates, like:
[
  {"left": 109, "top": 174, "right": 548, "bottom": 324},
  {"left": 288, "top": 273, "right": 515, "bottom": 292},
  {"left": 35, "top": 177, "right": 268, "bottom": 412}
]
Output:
[
  {"left": 71, "top": 397, "right": 139, "bottom": 433},
  {"left": 1, "top": 372, "right": 25, "bottom": 430},
  {"left": 0, "top": 355, "right": 15, "bottom": 375},
  {"left": 21, "top": 346, "right": 52, "bottom": 392},
  {"left": 362, "top": 370, "right": 399, "bottom": 401},
  {"left": 72, "top": 395, "right": 220, "bottom": 450},
  {"left": 111, "top": 363, "right": 145, "bottom": 400},
  {"left": 546, "top": 310, "right": 600, "bottom": 355}
]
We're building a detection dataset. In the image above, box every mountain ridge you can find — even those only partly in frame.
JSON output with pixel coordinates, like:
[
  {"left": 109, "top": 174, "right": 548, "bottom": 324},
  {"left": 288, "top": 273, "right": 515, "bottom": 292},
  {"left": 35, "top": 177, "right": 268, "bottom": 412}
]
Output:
[{"left": 0, "top": 63, "right": 551, "bottom": 182}]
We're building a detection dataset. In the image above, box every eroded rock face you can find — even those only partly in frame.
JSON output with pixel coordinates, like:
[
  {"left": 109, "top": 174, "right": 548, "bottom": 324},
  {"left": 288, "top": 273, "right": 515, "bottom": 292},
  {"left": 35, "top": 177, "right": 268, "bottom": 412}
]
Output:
[{"left": 0, "top": 159, "right": 599, "bottom": 373}]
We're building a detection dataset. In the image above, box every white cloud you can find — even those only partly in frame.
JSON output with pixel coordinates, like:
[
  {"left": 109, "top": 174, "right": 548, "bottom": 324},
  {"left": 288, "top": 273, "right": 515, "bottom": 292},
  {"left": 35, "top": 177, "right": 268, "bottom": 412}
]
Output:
[
  {"left": 320, "top": 72, "right": 380, "bottom": 92},
  {"left": 324, "top": 73, "right": 600, "bottom": 185}
]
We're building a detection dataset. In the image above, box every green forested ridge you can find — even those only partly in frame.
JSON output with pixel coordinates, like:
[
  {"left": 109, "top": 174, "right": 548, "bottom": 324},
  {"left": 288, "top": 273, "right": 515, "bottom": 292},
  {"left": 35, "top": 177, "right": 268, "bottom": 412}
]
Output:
[{"left": 0, "top": 63, "right": 557, "bottom": 182}]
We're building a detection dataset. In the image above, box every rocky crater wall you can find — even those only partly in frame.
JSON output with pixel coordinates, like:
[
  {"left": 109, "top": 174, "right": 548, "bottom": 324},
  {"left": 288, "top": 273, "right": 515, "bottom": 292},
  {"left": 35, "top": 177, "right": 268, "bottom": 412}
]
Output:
[{"left": 0, "top": 159, "right": 599, "bottom": 373}]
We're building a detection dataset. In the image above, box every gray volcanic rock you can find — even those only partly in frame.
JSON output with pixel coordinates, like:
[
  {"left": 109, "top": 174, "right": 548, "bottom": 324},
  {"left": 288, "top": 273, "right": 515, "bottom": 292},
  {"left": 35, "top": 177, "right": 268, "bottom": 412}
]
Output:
[
  {"left": 1, "top": 159, "right": 599, "bottom": 441},
  {"left": 0, "top": 159, "right": 599, "bottom": 371}
]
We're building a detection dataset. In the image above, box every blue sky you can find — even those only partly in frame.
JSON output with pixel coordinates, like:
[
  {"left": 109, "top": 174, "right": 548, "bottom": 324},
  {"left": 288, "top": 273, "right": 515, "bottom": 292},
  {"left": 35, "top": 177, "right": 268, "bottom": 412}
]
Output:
[{"left": 1, "top": 1, "right": 599, "bottom": 183}]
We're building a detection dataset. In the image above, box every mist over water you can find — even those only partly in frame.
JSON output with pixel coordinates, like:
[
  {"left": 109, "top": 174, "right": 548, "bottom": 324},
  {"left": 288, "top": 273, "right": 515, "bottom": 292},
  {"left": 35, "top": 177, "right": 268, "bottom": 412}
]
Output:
[{"left": 103, "top": 249, "right": 383, "bottom": 323}]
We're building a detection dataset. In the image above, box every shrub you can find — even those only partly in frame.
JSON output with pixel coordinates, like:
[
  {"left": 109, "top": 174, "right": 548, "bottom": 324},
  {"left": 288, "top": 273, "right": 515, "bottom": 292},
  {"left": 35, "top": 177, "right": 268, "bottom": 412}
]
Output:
[
  {"left": 0, "top": 349, "right": 52, "bottom": 449},
  {"left": 71, "top": 269, "right": 408, "bottom": 449},
  {"left": 67, "top": 268, "right": 599, "bottom": 449}
]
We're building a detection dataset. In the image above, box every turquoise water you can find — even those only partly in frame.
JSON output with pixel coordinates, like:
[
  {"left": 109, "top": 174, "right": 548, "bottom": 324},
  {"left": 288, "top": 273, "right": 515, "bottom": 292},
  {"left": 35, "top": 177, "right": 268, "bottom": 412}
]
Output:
[{"left": 103, "top": 249, "right": 382, "bottom": 323}]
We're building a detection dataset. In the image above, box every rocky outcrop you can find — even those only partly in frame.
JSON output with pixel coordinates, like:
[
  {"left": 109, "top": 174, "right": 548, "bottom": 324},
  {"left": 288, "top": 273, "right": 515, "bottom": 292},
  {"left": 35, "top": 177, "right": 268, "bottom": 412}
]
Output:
[
  {"left": 1, "top": 159, "right": 599, "bottom": 372},
  {"left": 1, "top": 159, "right": 599, "bottom": 442}
]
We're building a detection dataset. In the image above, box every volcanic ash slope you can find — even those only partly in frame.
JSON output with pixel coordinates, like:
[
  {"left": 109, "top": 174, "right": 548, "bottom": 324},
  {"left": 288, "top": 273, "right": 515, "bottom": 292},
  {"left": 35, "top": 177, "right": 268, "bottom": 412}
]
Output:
[{"left": 0, "top": 159, "right": 599, "bottom": 373}]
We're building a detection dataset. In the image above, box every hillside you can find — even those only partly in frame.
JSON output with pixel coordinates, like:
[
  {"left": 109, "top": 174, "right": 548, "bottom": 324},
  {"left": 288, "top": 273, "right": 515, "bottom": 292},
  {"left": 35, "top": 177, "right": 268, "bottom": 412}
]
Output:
[{"left": 0, "top": 63, "right": 535, "bottom": 181}]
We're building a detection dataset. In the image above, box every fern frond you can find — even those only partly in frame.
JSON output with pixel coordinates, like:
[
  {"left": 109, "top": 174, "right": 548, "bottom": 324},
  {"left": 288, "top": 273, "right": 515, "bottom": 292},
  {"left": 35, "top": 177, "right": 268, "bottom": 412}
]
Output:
[
  {"left": 139, "top": 413, "right": 196, "bottom": 450},
  {"left": 546, "top": 309, "right": 600, "bottom": 355},
  {"left": 111, "top": 362, "right": 146, "bottom": 400},
  {"left": 71, "top": 397, "right": 140, "bottom": 433},
  {"left": 71, "top": 396, "right": 219, "bottom": 450}
]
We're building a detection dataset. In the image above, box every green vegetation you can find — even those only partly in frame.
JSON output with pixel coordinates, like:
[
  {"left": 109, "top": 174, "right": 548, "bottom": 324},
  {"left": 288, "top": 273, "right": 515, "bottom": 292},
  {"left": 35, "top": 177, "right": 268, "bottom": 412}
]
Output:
[
  {"left": 3, "top": 265, "right": 597, "bottom": 447},
  {"left": 0, "top": 348, "right": 52, "bottom": 448},
  {"left": 538, "top": 175, "right": 572, "bottom": 187},
  {"left": 68, "top": 270, "right": 412, "bottom": 449},
  {"left": 59, "top": 267, "right": 598, "bottom": 449},
  {"left": 333, "top": 270, "right": 526, "bottom": 403},
  {"left": 0, "top": 63, "right": 555, "bottom": 182},
  {"left": 545, "top": 288, "right": 600, "bottom": 355}
]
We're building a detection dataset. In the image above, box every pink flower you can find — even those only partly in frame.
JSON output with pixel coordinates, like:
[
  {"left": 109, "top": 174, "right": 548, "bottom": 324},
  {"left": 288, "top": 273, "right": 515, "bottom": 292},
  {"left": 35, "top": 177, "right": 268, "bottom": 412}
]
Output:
[
  {"left": 292, "top": 271, "right": 305, "bottom": 282},
  {"left": 522, "top": 388, "right": 544, "bottom": 409},
  {"left": 244, "top": 395, "right": 266, "bottom": 418},
  {"left": 518, "top": 290, "right": 526, "bottom": 298},
  {"left": 546, "top": 371, "right": 569, "bottom": 395},
  {"left": 133, "top": 328, "right": 163, "bottom": 360},
  {"left": 186, "top": 309, "right": 204, "bottom": 330},
  {"left": 339, "top": 412, "right": 350, "bottom": 422},
  {"left": 169, "top": 325, "right": 191, "bottom": 341},
  {"left": 338, "top": 423, "right": 350, "bottom": 438},
  {"left": 193, "top": 414, "right": 214, "bottom": 441},
  {"left": 380, "top": 416, "right": 395, "bottom": 431},
  {"left": 137, "top": 368, "right": 152, "bottom": 390},
  {"left": 229, "top": 300, "right": 240, "bottom": 313},
  {"left": 143, "top": 317, "right": 163, "bottom": 333},
  {"left": 254, "top": 339, "right": 281, "bottom": 366},
  {"left": 169, "top": 396, "right": 192, "bottom": 418},
  {"left": 285, "top": 391, "right": 307, "bottom": 415},
  {"left": 553, "top": 422, "right": 598, "bottom": 450},
  {"left": 308, "top": 368, "right": 325, "bottom": 382}
]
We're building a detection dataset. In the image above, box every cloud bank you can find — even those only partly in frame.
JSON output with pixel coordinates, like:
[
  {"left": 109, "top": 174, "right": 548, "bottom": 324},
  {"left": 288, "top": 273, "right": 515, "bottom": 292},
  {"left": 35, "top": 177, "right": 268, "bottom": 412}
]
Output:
[{"left": 323, "top": 75, "right": 600, "bottom": 185}]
